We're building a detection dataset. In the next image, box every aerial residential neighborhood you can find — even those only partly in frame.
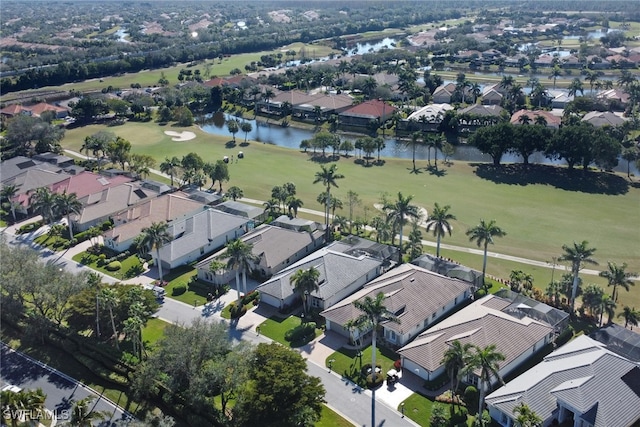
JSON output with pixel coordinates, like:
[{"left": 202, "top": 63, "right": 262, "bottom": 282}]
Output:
[{"left": 1, "top": 1, "right": 639, "bottom": 426}]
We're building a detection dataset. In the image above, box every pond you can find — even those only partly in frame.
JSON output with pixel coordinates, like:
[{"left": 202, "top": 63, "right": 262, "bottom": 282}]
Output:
[{"left": 200, "top": 113, "right": 639, "bottom": 174}]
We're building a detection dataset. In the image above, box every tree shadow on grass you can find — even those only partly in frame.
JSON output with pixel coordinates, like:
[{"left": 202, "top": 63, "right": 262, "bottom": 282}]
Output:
[
  {"left": 472, "top": 163, "right": 630, "bottom": 195},
  {"left": 426, "top": 165, "right": 446, "bottom": 177}
]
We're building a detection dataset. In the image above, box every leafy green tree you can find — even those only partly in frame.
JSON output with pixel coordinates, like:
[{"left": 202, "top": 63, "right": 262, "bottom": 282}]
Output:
[
  {"left": 226, "top": 186, "right": 244, "bottom": 201},
  {"left": 559, "top": 241, "right": 597, "bottom": 313},
  {"left": 233, "top": 343, "right": 325, "bottom": 427},
  {"left": 383, "top": 192, "right": 420, "bottom": 263},
  {"left": 426, "top": 203, "right": 456, "bottom": 257},
  {"left": 209, "top": 159, "right": 230, "bottom": 192},
  {"left": 469, "top": 122, "right": 514, "bottom": 166},
  {"left": 140, "top": 222, "right": 172, "bottom": 282},
  {"left": 226, "top": 239, "right": 257, "bottom": 303},
  {"left": 290, "top": 267, "right": 320, "bottom": 316},
  {"left": 351, "top": 292, "right": 399, "bottom": 427},
  {"left": 599, "top": 261, "right": 636, "bottom": 302},
  {"left": 1, "top": 184, "right": 19, "bottom": 222},
  {"left": 466, "top": 219, "right": 507, "bottom": 292},
  {"left": 227, "top": 119, "right": 240, "bottom": 143},
  {"left": 313, "top": 164, "right": 344, "bottom": 239},
  {"left": 430, "top": 405, "right": 449, "bottom": 427},
  {"left": 512, "top": 124, "right": 550, "bottom": 165},
  {"left": 240, "top": 121, "right": 253, "bottom": 142},
  {"left": 462, "top": 344, "right": 506, "bottom": 417},
  {"left": 513, "top": 403, "right": 543, "bottom": 427}
]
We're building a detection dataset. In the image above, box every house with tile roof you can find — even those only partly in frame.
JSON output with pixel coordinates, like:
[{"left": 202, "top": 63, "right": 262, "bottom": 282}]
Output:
[
  {"left": 510, "top": 109, "right": 561, "bottom": 128},
  {"left": 103, "top": 192, "right": 206, "bottom": 252},
  {"left": 582, "top": 111, "right": 626, "bottom": 127},
  {"left": 0, "top": 156, "right": 62, "bottom": 184},
  {"left": 407, "top": 103, "right": 454, "bottom": 124},
  {"left": 431, "top": 83, "right": 457, "bottom": 104},
  {"left": 458, "top": 104, "right": 505, "bottom": 127},
  {"left": 72, "top": 182, "right": 162, "bottom": 232},
  {"left": 597, "top": 88, "right": 629, "bottom": 107},
  {"left": 321, "top": 263, "right": 473, "bottom": 347},
  {"left": 7, "top": 170, "right": 72, "bottom": 212},
  {"left": 486, "top": 335, "right": 640, "bottom": 427},
  {"left": 293, "top": 93, "right": 354, "bottom": 120},
  {"left": 213, "top": 200, "right": 266, "bottom": 223},
  {"left": 196, "top": 223, "right": 325, "bottom": 284},
  {"left": 256, "top": 241, "right": 385, "bottom": 312},
  {"left": 338, "top": 99, "right": 397, "bottom": 128},
  {"left": 156, "top": 206, "right": 251, "bottom": 271},
  {"left": 397, "top": 294, "right": 555, "bottom": 384},
  {"left": 49, "top": 171, "right": 133, "bottom": 201},
  {"left": 481, "top": 88, "right": 504, "bottom": 105}
]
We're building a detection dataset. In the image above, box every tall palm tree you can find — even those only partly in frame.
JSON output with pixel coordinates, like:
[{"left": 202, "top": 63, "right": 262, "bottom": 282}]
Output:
[
  {"left": 159, "top": 156, "right": 181, "bottom": 187},
  {"left": 225, "top": 239, "right": 257, "bottom": 303},
  {"left": 29, "top": 186, "right": 57, "bottom": 224},
  {"left": 618, "top": 306, "right": 640, "bottom": 330},
  {"left": 351, "top": 292, "right": 400, "bottom": 427},
  {"left": 55, "top": 191, "right": 82, "bottom": 241},
  {"left": 426, "top": 203, "right": 456, "bottom": 257},
  {"left": 548, "top": 66, "right": 562, "bottom": 89},
  {"left": 384, "top": 192, "right": 420, "bottom": 263},
  {"left": 123, "top": 314, "right": 145, "bottom": 360},
  {"left": 441, "top": 340, "right": 473, "bottom": 403},
  {"left": 313, "top": 164, "right": 345, "bottom": 239},
  {"left": 140, "top": 222, "right": 173, "bottom": 283},
  {"left": 86, "top": 272, "right": 103, "bottom": 338},
  {"left": 466, "top": 220, "right": 507, "bottom": 292},
  {"left": 290, "top": 267, "right": 320, "bottom": 316},
  {"left": 67, "top": 397, "right": 107, "bottom": 426},
  {"left": 559, "top": 241, "right": 598, "bottom": 313},
  {"left": 462, "top": 344, "right": 506, "bottom": 418},
  {"left": 286, "top": 196, "right": 304, "bottom": 218},
  {"left": 406, "top": 132, "right": 422, "bottom": 172},
  {"left": 99, "top": 287, "right": 120, "bottom": 349},
  {"left": 1, "top": 388, "right": 46, "bottom": 427},
  {"left": 240, "top": 121, "right": 253, "bottom": 142},
  {"left": 599, "top": 261, "right": 636, "bottom": 302}
]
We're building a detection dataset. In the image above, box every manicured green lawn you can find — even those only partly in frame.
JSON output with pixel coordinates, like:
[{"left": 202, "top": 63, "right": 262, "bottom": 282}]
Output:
[
  {"left": 400, "top": 393, "right": 454, "bottom": 427},
  {"left": 71, "top": 251, "right": 144, "bottom": 281},
  {"left": 161, "top": 266, "right": 213, "bottom": 305},
  {"left": 142, "top": 318, "right": 170, "bottom": 348},
  {"left": 317, "top": 404, "right": 355, "bottom": 427},
  {"left": 258, "top": 315, "right": 321, "bottom": 347},
  {"left": 33, "top": 233, "right": 68, "bottom": 251},
  {"left": 326, "top": 344, "right": 399, "bottom": 387}
]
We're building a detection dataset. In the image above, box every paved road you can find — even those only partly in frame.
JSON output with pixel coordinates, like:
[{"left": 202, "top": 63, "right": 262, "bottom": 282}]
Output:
[{"left": 1, "top": 343, "right": 131, "bottom": 426}]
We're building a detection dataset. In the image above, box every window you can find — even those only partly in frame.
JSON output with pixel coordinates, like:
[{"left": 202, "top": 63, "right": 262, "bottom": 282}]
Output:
[
  {"left": 386, "top": 330, "right": 396, "bottom": 342},
  {"left": 432, "top": 313, "right": 436, "bottom": 319}
]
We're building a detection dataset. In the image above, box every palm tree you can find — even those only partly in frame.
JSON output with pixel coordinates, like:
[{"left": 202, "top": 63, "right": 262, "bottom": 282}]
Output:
[
  {"left": 597, "top": 294, "right": 617, "bottom": 326},
  {"left": 99, "top": 287, "right": 120, "bottom": 349},
  {"left": 29, "top": 186, "right": 57, "bottom": 224},
  {"left": 313, "top": 164, "right": 345, "bottom": 239},
  {"left": 567, "top": 78, "right": 584, "bottom": 97},
  {"left": 383, "top": 192, "right": 420, "bottom": 263},
  {"left": 545, "top": 281, "right": 562, "bottom": 307},
  {"left": 286, "top": 196, "right": 304, "bottom": 218},
  {"left": 227, "top": 119, "right": 240, "bottom": 143},
  {"left": 55, "top": 191, "right": 82, "bottom": 241},
  {"left": 599, "top": 261, "right": 636, "bottom": 302},
  {"left": 462, "top": 344, "right": 506, "bottom": 417},
  {"left": 466, "top": 220, "right": 507, "bottom": 292},
  {"left": 370, "top": 215, "right": 393, "bottom": 243},
  {"left": 159, "top": 156, "right": 181, "bottom": 187},
  {"left": 67, "top": 397, "right": 107, "bottom": 426},
  {"left": 226, "top": 186, "right": 244, "bottom": 201},
  {"left": 406, "top": 132, "right": 422, "bottom": 172},
  {"left": 86, "top": 272, "right": 103, "bottom": 338},
  {"left": 513, "top": 403, "right": 543, "bottom": 427},
  {"left": 559, "top": 241, "right": 598, "bottom": 313},
  {"left": 225, "top": 239, "right": 257, "bottom": 303},
  {"left": 290, "top": 267, "right": 320, "bottom": 316},
  {"left": 618, "top": 306, "right": 640, "bottom": 330},
  {"left": 140, "top": 222, "right": 173, "bottom": 283},
  {"left": 441, "top": 340, "right": 473, "bottom": 403},
  {"left": 240, "top": 121, "right": 253, "bottom": 142},
  {"left": 351, "top": 292, "right": 400, "bottom": 427},
  {"left": 1, "top": 388, "right": 46, "bottom": 427},
  {"left": 426, "top": 203, "right": 456, "bottom": 257},
  {"left": 548, "top": 66, "right": 562, "bottom": 89},
  {"left": 123, "top": 314, "right": 145, "bottom": 360}
]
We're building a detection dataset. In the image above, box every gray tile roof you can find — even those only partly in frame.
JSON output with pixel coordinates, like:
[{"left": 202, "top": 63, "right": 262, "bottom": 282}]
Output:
[
  {"left": 158, "top": 208, "right": 249, "bottom": 262},
  {"left": 322, "top": 264, "right": 472, "bottom": 333},
  {"left": 256, "top": 243, "right": 382, "bottom": 303},
  {"left": 398, "top": 295, "right": 553, "bottom": 373},
  {"left": 1, "top": 156, "right": 62, "bottom": 183},
  {"left": 75, "top": 183, "right": 160, "bottom": 225},
  {"left": 486, "top": 335, "right": 640, "bottom": 427},
  {"left": 214, "top": 200, "right": 263, "bottom": 219}
]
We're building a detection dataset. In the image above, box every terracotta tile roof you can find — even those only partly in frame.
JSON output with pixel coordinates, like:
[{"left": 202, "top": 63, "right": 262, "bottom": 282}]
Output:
[
  {"left": 50, "top": 171, "right": 133, "bottom": 199},
  {"left": 510, "top": 109, "right": 561, "bottom": 128},
  {"left": 339, "top": 99, "right": 397, "bottom": 119}
]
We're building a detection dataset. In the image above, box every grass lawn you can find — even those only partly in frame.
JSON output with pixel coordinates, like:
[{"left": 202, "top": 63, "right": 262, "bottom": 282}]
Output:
[
  {"left": 317, "top": 405, "right": 355, "bottom": 427},
  {"left": 400, "top": 393, "right": 454, "bottom": 427},
  {"left": 142, "top": 318, "right": 170, "bottom": 348},
  {"left": 71, "top": 251, "right": 144, "bottom": 281},
  {"left": 258, "top": 315, "right": 321, "bottom": 347},
  {"left": 161, "top": 266, "right": 215, "bottom": 305},
  {"left": 33, "top": 233, "right": 68, "bottom": 251},
  {"left": 327, "top": 344, "right": 399, "bottom": 387}
]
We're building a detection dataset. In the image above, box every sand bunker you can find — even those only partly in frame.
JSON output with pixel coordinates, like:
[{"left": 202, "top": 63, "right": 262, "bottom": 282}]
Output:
[{"left": 164, "top": 130, "right": 196, "bottom": 141}]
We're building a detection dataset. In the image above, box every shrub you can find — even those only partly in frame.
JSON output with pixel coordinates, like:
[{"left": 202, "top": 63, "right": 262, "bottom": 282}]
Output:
[
  {"left": 17, "top": 221, "right": 43, "bottom": 234},
  {"left": 99, "top": 254, "right": 107, "bottom": 260},
  {"left": 172, "top": 285, "right": 187, "bottom": 296},
  {"left": 229, "top": 303, "right": 247, "bottom": 319},
  {"left": 366, "top": 373, "right": 385, "bottom": 388},
  {"left": 105, "top": 261, "right": 122, "bottom": 271},
  {"left": 241, "top": 290, "right": 260, "bottom": 305},
  {"left": 464, "top": 386, "right": 479, "bottom": 415},
  {"left": 394, "top": 359, "right": 402, "bottom": 370}
]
